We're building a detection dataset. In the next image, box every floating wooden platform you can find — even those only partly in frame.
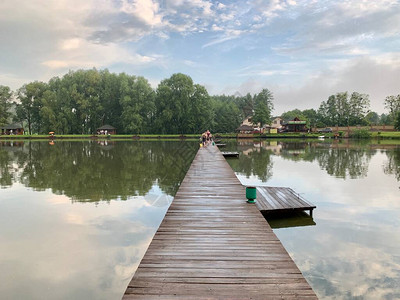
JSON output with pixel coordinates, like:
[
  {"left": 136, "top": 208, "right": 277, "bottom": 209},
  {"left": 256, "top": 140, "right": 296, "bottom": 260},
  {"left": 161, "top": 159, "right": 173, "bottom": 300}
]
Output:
[
  {"left": 221, "top": 151, "right": 239, "bottom": 157},
  {"left": 123, "top": 146, "right": 317, "bottom": 299},
  {"left": 255, "top": 186, "right": 316, "bottom": 217}
]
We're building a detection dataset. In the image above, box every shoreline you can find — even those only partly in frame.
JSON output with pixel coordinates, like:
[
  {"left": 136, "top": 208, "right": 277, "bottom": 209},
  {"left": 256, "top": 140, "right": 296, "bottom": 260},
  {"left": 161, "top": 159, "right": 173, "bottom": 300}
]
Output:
[{"left": 1, "top": 131, "right": 400, "bottom": 140}]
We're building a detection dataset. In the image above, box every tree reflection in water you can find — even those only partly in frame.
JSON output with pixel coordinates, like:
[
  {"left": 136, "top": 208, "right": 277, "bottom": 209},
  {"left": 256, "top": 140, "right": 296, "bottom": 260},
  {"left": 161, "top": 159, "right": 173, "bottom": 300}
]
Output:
[
  {"left": 230, "top": 140, "right": 386, "bottom": 181},
  {"left": 0, "top": 140, "right": 198, "bottom": 202},
  {"left": 228, "top": 140, "right": 273, "bottom": 181},
  {"left": 383, "top": 149, "right": 400, "bottom": 183}
]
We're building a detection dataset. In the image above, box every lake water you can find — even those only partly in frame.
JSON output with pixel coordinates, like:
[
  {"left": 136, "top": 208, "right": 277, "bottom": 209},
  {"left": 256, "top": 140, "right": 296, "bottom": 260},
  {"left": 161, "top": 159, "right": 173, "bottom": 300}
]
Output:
[
  {"left": 1, "top": 139, "right": 399, "bottom": 299},
  {"left": 0, "top": 140, "right": 198, "bottom": 300},
  {"left": 225, "top": 139, "right": 400, "bottom": 300}
]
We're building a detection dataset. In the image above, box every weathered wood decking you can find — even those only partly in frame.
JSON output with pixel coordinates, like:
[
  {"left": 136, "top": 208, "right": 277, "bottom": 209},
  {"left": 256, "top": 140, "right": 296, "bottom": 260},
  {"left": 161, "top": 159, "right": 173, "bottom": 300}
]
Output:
[
  {"left": 123, "top": 145, "right": 317, "bottom": 299},
  {"left": 255, "top": 187, "right": 316, "bottom": 217}
]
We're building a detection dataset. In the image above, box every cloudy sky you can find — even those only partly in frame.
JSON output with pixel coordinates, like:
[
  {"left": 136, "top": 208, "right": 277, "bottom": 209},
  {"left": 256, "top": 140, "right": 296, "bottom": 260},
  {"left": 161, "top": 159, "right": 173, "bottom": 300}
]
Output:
[{"left": 1, "top": 0, "right": 399, "bottom": 114}]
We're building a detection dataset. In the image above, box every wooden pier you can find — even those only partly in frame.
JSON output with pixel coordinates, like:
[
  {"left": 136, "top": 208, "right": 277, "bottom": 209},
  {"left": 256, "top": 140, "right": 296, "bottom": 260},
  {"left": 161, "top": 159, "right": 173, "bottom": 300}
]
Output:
[
  {"left": 123, "top": 146, "right": 317, "bottom": 299},
  {"left": 255, "top": 186, "right": 316, "bottom": 217}
]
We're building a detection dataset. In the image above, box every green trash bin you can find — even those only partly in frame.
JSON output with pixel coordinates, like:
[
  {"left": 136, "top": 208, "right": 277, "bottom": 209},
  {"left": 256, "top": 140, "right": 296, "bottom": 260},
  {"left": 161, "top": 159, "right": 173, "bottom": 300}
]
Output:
[{"left": 246, "top": 186, "right": 256, "bottom": 203}]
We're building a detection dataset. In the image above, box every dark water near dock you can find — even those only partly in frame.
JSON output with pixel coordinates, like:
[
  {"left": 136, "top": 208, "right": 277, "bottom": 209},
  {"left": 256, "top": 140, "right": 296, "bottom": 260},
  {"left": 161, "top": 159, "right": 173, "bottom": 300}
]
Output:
[
  {"left": 225, "top": 139, "right": 400, "bottom": 300},
  {"left": 1, "top": 139, "right": 400, "bottom": 299}
]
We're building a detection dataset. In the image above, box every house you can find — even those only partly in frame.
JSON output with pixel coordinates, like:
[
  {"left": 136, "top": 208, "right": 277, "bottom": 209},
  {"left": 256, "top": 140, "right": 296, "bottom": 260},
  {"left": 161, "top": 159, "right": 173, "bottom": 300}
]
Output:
[
  {"left": 271, "top": 117, "right": 283, "bottom": 130},
  {"left": 97, "top": 125, "right": 116, "bottom": 135},
  {"left": 283, "top": 117, "right": 307, "bottom": 132},
  {"left": 1, "top": 123, "right": 24, "bottom": 135}
]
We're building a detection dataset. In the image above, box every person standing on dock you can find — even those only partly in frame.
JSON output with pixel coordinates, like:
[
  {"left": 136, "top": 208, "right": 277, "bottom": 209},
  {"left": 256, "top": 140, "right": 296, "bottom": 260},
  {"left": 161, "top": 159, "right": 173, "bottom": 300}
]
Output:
[{"left": 202, "top": 132, "right": 207, "bottom": 147}]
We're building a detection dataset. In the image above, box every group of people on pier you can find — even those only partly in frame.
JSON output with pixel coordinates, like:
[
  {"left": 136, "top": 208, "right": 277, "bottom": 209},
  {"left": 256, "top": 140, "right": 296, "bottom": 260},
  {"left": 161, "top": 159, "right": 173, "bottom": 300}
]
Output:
[{"left": 200, "top": 130, "right": 213, "bottom": 147}]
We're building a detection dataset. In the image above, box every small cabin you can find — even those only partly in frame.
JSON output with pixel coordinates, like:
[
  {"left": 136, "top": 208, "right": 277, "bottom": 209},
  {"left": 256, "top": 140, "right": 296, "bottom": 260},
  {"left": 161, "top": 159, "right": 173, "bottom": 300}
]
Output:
[
  {"left": 1, "top": 123, "right": 24, "bottom": 135},
  {"left": 97, "top": 125, "right": 116, "bottom": 135},
  {"left": 236, "top": 124, "right": 254, "bottom": 134},
  {"left": 284, "top": 117, "right": 307, "bottom": 132}
]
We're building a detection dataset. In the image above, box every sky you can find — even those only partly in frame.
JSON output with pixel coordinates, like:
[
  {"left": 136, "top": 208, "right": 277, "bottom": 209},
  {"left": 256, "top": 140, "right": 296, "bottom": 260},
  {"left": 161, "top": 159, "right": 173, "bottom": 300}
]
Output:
[{"left": 1, "top": 0, "right": 400, "bottom": 115}]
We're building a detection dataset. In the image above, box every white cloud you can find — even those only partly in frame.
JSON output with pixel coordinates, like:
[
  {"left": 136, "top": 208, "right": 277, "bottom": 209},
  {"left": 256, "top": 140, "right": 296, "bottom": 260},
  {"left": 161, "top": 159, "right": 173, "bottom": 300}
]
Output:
[
  {"left": 338, "top": 0, "right": 399, "bottom": 17},
  {"left": 43, "top": 40, "right": 158, "bottom": 71},
  {"left": 217, "top": 2, "right": 227, "bottom": 10},
  {"left": 121, "top": 0, "right": 163, "bottom": 26},
  {"left": 60, "top": 38, "right": 81, "bottom": 51}
]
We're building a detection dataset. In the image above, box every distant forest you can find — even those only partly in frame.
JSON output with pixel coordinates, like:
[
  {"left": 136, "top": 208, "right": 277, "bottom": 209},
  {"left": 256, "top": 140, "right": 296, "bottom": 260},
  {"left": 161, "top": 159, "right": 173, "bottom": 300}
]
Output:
[{"left": 0, "top": 68, "right": 399, "bottom": 134}]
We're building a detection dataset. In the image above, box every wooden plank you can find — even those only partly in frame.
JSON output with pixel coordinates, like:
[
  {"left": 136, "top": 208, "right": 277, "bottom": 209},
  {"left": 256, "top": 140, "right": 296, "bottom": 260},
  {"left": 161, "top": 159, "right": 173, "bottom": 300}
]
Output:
[
  {"left": 256, "top": 186, "right": 316, "bottom": 214},
  {"left": 123, "top": 145, "right": 317, "bottom": 299}
]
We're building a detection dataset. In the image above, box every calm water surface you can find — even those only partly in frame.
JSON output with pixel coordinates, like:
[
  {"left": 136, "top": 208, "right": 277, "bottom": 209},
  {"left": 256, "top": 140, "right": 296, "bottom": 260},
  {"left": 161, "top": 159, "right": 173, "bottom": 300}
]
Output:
[
  {"left": 0, "top": 140, "right": 198, "bottom": 300},
  {"left": 225, "top": 139, "right": 400, "bottom": 300},
  {"left": 1, "top": 139, "right": 400, "bottom": 299}
]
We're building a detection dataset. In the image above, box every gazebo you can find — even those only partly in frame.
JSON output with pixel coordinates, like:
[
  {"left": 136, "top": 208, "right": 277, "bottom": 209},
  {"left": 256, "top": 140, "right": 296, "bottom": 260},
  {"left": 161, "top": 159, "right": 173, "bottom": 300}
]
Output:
[
  {"left": 96, "top": 125, "right": 116, "bottom": 135},
  {"left": 1, "top": 123, "right": 24, "bottom": 135}
]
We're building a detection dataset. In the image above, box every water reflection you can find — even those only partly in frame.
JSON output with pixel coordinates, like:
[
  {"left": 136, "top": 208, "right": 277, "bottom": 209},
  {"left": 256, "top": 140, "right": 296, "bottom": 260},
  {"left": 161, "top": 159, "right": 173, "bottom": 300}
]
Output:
[
  {"left": 0, "top": 140, "right": 198, "bottom": 300},
  {"left": 227, "top": 140, "right": 397, "bottom": 181},
  {"left": 384, "top": 149, "right": 400, "bottom": 183},
  {"left": 0, "top": 140, "right": 197, "bottom": 202},
  {"left": 228, "top": 141, "right": 273, "bottom": 181},
  {"left": 266, "top": 211, "right": 316, "bottom": 229},
  {"left": 226, "top": 139, "right": 400, "bottom": 299}
]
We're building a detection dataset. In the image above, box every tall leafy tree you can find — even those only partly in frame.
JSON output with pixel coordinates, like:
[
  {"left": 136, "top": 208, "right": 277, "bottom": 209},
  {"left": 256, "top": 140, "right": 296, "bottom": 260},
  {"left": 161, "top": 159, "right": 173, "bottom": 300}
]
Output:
[
  {"left": 348, "top": 92, "right": 370, "bottom": 125},
  {"left": 364, "top": 111, "right": 379, "bottom": 125},
  {"left": 394, "top": 112, "right": 400, "bottom": 131},
  {"left": 384, "top": 95, "right": 400, "bottom": 123},
  {"left": 302, "top": 109, "right": 319, "bottom": 128},
  {"left": 252, "top": 88, "right": 274, "bottom": 128},
  {"left": 210, "top": 95, "right": 242, "bottom": 132},
  {"left": 155, "top": 73, "right": 211, "bottom": 134},
  {"left": 0, "top": 85, "right": 12, "bottom": 126},
  {"left": 318, "top": 92, "right": 370, "bottom": 126},
  {"left": 120, "top": 75, "right": 155, "bottom": 134},
  {"left": 16, "top": 81, "right": 48, "bottom": 134}
]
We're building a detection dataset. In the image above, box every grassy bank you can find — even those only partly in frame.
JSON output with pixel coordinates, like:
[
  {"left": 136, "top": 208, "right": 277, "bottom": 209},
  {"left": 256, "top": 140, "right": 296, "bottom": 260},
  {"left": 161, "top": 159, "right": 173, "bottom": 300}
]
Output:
[{"left": 371, "top": 132, "right": 400, "bottom": 139}]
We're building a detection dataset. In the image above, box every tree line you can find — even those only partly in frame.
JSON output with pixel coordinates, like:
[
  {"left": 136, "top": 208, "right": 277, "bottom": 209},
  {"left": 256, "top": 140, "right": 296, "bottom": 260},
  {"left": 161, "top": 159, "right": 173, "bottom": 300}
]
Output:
[
  {"left": 0, "top": 68, "right": 399, "bottom": 134},
  {"left": 281, "top": 92, "right": 400, "bottom": 129},
  {"left": 0, "top": 69, "right": 272, "bottom": 134}
]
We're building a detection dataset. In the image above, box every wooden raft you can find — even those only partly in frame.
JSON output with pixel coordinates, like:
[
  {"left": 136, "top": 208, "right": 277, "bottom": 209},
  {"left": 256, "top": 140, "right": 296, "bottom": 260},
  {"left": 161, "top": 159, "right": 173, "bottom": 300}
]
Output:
[
  {"left": 123, "top": 146, "right": 317, "bottom": 299},
  {"left": 255, "top": 187, "right": 316, "bottom": 217}
]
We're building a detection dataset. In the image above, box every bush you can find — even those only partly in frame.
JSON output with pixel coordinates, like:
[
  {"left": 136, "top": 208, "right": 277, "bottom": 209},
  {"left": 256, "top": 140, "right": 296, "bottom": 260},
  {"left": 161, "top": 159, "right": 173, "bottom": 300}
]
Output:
[{"left": 349, "top": 129, "right": 371, "bottom": 139}]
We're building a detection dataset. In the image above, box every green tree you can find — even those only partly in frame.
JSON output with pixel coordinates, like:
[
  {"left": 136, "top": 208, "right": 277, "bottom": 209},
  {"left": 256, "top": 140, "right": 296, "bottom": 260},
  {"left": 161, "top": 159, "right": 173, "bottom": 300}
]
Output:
[
  {"left": 233, "top": 93, "right": 253, "bottom": 119},
  {"left": 16, "top": 81, "right": 48, "bottom": 134},
  {"left": 364, "top": 111, "right": 379, "bottom": 125},
  {"left": 0, "top": 85, "right": 12, "bottom": 127},
  {"left": 120, "top": 75, "right": 155, "bottom": 134},
  {"left": 302, "top": 109, "right": 319, "bottom": 128},
  {"left": 210, "top": 97, "right": 241, "bottom": 133},
  {"left": 348, "top": 92, "right": 370, "bottom": 125},
  {"left": 155, "top": 73, "right": 211, "bottom": 134},
  {"left": 394, "top": 112, "right": 400, "bottom": 131},
  {"left": 379, "top": 113, "right": 391, "bottom": 125},
  {"left": 281, "top": 109, "right": 306, "bottom": 122},
  {"left": 252, "top": 88, "right": 274, "bottom": 128},
  {"left": 318, "top": 92, "right": 370, "bottom": 126},
  {"left": 384, "top": 95, "right": 400, "bottom": 124},
  {"left": 39, "top": 90, "right": 61, "bottom": 133}
]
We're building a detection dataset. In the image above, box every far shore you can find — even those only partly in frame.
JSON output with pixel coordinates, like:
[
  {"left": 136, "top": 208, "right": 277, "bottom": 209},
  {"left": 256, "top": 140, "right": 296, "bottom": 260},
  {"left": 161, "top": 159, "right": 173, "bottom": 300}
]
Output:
[{"left": 1, "top": 131, "right": 400, "bottom": 140}]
